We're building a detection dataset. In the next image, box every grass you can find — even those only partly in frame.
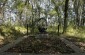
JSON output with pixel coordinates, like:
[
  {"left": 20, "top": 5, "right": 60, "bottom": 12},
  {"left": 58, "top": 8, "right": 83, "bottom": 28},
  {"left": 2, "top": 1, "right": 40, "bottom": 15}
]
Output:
[
  {"left": 14, "top": 26, "right": 27, "bottom": 34},
  {"left": 0, "top": 24, "right": 85, "bottom": 48},
  {"left": 65, "top": 25, "right": 85, "bottom": 42},
  {"left": 0, "top": 25, "right": 30, "bottom": 46},
  {"left": 66, "top": 26, "right": 85, "bottom": 38},
  {"left": 46, "top": 25, "right": 85, "bottom": 42}
]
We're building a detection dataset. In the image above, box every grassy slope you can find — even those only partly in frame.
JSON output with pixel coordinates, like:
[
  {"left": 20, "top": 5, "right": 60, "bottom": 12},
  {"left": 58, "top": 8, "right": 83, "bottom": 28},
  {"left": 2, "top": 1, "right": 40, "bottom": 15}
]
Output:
[{"left": 0, "top": 25, "right": 28, "bottom": 47}]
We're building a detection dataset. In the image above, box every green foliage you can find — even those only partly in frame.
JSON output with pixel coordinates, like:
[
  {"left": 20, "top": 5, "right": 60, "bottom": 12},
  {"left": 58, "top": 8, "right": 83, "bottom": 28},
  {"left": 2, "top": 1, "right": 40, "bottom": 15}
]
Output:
[
  {"left": 47, "top": 26, "right": 57, "bottom": 32},
  {"left": 13, "top": 0, "right": 25, "bottom": 12},
  {"left": 14, "top": 26, "right": 27, "bottom": 34},
  {"left": 0, "top": 0, "right": 7, "bottom": 4},
  {"left": 48, "top": 9, "right": 57, "bottom": 16},
  {"left": 0, "top": 26, "right": 12, "bottom": 36},
  {"left": 66, "top": 25, "right": 78, "bottom": 36},
  {"left": 0, "top": 0, "right": 85, "bottom": 38},
  {"left": 0, "top": 25, "right": 26, "bottom": 40},
  {"left": 65, "top": 25, "right": 85, "bottom": 39}
]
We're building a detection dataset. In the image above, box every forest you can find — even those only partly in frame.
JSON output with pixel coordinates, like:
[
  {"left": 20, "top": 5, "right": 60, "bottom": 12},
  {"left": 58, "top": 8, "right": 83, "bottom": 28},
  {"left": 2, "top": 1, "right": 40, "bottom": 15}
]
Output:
[{"left": 0, "top": 0, "right": 85, "bottom": 54}]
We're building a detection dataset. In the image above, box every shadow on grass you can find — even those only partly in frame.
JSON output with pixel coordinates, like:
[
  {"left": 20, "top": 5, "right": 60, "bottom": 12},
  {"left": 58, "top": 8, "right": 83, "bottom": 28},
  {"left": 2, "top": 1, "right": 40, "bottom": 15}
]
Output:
[
  {"left": 0, "top": 26, "right": 26, "bottom": 47},
  {"left": 65, "top": 36, "right": 85, "bottom": 42},
  {"left": 0, "top": 26, "right": 25, "bottom": 40},
  {"left": 10, "top": 28, "right": 25, "bottom": 39}
]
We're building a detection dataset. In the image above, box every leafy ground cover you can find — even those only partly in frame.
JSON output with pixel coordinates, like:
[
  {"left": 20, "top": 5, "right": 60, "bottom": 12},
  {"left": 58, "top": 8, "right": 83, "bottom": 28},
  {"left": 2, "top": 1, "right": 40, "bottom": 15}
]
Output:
[
  {"left": 65, "top": 36, "right": 85, "bottom": 52},
  {"left": 6, "top": 36, "right": 75, "bottom": 54},
  {"left": 64, "top": 26, "right": 85, "bottom": 52}
]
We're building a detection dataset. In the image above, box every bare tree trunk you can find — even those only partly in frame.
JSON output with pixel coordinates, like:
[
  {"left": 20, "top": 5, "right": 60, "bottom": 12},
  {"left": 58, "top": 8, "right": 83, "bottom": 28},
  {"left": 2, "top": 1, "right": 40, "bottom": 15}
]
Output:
[
  {"left": 0, "top": 3, "right": 6, "bottom": 23},
  {"left": 74, "top": 0, "right": 80, "bottom": 27},
  {"left": 82, "top": 4, "right": 85, "bottom": 26},
  {"left": 19, "top": 11, "right": 23, "bottom": 26},
  {"left": 63, "top": 0, "right": 69, "bottom": 33}
]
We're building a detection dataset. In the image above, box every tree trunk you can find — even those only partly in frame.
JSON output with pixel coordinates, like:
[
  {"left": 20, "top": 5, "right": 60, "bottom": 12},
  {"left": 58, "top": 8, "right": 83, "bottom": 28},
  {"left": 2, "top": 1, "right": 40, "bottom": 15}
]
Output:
[
  {"left": 63, "top": 0, "right": 69, "bottom": 33},
  {"left": 19, "top": 11, "right": 23, "bottom": 26},
  {"left": 74, "top": 0, "right": 80, "bottom": 27}
]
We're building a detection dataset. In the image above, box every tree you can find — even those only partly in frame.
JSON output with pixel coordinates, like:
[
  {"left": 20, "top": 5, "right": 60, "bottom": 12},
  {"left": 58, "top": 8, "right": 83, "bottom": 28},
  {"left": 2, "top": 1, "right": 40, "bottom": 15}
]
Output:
[
  {"left": 0, "top": 0, "right": 7, "bottom": 22},
  {"left": 63, "top": 0, "right": 69, "bottom": 33}
]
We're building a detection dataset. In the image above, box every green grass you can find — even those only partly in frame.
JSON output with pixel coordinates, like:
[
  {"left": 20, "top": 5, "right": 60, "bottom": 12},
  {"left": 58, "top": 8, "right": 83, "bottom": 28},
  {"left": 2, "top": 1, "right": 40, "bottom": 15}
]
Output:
[
  {"left": 0, "top": 25, "right": 85, "bottom": 42},
  {"left": 14, "top": 26, "right": 27, "bottom": 34},
  {"left": 64, "top": 25, "right": 85, "bottom": 42},
  {"left": 0, "top": 25, "right": 29, "bottom": 43},
  {"left": 66, "top": 26, "right": 85, "bottom": 37},
  {"left": 46, "top": 25, "right": 85, "bottom": 42}
]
